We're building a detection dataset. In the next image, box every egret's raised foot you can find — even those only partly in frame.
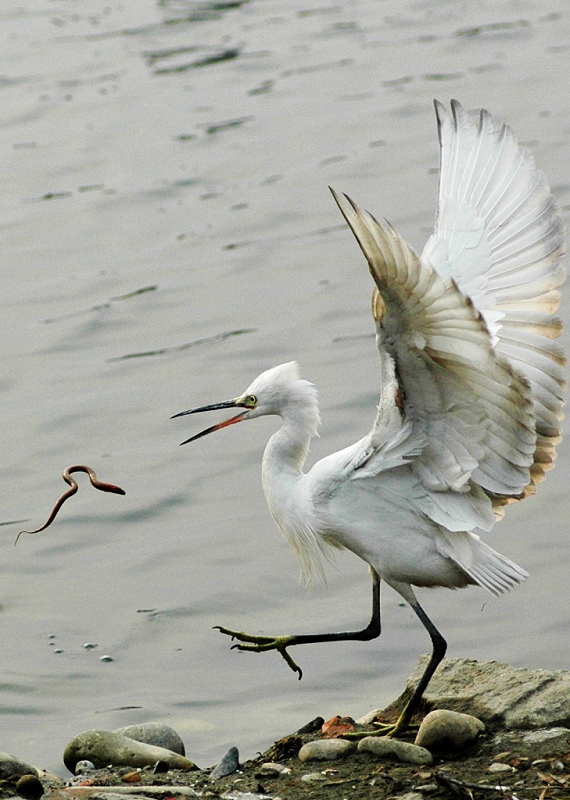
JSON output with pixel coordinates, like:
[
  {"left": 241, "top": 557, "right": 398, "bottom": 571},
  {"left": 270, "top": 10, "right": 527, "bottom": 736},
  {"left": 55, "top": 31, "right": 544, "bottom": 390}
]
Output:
[{"left": 214, "top": 626, "right": 303, "bottom": 679}]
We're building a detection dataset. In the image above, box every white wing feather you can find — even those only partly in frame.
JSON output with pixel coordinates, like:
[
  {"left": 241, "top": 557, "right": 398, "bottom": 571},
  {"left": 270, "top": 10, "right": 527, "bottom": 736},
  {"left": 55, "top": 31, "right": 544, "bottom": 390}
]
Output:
[
  {"left": 425, "top": 100, "right": 565, "bottom": 487},
  {"left": 330, "top": 100, "right": 565, "bottom": 529}
]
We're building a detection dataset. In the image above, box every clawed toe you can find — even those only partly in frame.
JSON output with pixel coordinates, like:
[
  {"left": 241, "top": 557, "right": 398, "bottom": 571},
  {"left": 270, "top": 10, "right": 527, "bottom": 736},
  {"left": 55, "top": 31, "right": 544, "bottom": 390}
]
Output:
[
  {"left": 214, "top": 625, "right": 303, "bottom": 678},
  {"left": 213, "top": 625, "right": 275, "bottom": 646}
]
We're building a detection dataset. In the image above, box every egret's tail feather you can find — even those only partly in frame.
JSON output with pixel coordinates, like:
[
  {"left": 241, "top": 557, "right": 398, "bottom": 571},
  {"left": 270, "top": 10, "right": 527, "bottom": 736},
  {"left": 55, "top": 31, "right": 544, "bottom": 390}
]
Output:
[{"left": 437, "top": 529, "right": 528, "bottom": 597}]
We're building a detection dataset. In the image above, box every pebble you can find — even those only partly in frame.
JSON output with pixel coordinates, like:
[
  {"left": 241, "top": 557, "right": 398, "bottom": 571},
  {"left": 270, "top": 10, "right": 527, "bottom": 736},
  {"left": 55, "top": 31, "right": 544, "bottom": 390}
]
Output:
[
  {"left": 414, "top": 709, "right": 485, "bottom": 752},
  {"left": 321, "top": 715, "right": 356, "bottom": 738},
  {"left": 75, "top": 760, "right": 96, "bottom": 775},
  {"left": 63, "top": 730, "right": 198, "bottom": 773},
  {"left": 357, "top": 736, "right": 433, "bottom": 765},
  {"left": 295, "top": 717, "right": 324, "bottom": 734},
  {"left": 210, "top": 746, "right": 240, "bottom": 780},
  {"left": 258, "top": 762, "right": 291, "bottom": 778},
  {"left": 488, "top": 762, "right": 514, "bottom": 773},
  {"left": 298, "top": 739, "right": 356, "bottom": 762},
  {"left": 115, "top": 723, "right": 186, "bottom": 756},
  {"left": 121, "top": 770, "right": 142, "bottom": 783},
  {"left": 0, "top": 752, "right": 39, "bottom": 780},
  {"left": 15, "top": 774, "right": 44, "bottom": 800}
]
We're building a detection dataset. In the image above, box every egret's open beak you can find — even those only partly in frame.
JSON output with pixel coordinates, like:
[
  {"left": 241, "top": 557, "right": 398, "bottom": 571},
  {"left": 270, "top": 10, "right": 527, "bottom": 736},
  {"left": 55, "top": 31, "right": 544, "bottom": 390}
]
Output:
[{"left": 171, "top": 400, "right": 248, "bottom": 445}]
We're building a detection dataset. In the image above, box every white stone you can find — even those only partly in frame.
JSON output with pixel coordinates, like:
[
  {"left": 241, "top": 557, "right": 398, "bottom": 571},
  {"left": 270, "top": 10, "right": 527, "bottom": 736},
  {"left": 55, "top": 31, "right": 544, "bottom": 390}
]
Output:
[
  {"left": 298, "top": 739, "right": 356, "bottom": 762},
  {"left": 357, "top": 737, "right": 433, "bottom": 765},
  {"left": 488, "top": 762, "right": 514, "bottom": 773},
  {"left": 415, "top": 709, "right": 485, "bottom": 751}
]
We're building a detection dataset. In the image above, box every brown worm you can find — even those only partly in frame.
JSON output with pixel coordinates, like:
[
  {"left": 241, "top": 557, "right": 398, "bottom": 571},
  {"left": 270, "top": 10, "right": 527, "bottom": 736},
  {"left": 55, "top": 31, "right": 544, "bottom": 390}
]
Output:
[{"left": 15, "top": 465, "right": 126, "bottom": 546}]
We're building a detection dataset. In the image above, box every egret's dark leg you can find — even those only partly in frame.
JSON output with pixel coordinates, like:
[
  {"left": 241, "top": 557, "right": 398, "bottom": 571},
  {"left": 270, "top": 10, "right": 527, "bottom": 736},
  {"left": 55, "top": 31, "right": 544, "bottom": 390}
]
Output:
[
  {"left": 397, "top": 600, "right": 447, "bottom": 728},
  {"left": 215, "top": 567, "right": 381, "bottom": 678},
  {"left": 345, "top": 596, "right": 447, "bottom": 738}
]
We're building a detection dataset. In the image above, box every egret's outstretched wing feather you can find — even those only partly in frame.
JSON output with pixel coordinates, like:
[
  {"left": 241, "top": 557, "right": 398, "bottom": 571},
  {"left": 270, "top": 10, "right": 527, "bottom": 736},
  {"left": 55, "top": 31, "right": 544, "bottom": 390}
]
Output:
[
  {"left": 424, "top": 100, "right": 565, "bottom": 491},
  {"left": 330, "top": 101, "right": 564, "bottom": 523},
  {"left": 332, "top": 188, "right": 536, "bottom": 512}
]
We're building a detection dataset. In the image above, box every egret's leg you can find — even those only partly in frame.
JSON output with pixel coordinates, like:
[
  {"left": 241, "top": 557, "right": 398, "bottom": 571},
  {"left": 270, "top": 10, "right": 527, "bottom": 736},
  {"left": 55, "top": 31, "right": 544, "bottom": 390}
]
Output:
[
  {"left": 215, "top": 568, "right": 381, "bottom": 679},
  {"left": 345, "top": 596, "right": 447, "bottom": 738},
  {"left": 396, "top": 600, "right": 447, "bottom": 728}
]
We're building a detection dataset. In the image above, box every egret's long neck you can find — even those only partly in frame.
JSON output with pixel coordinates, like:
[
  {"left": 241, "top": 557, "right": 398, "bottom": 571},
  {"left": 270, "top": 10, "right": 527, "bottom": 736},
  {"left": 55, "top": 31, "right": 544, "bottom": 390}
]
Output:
[
  {"left": 260, "top": 384, "right": 325, "bottom": 584},
  {"left": 261, "top": 393, "right": 320, "bottom": 500}
]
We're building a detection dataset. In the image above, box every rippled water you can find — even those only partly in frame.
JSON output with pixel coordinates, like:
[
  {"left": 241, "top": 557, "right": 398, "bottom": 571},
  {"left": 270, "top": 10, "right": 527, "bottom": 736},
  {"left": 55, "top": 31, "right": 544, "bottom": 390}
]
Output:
[{"left": 1, "top": 0, "right": 569, "bottom": 776}]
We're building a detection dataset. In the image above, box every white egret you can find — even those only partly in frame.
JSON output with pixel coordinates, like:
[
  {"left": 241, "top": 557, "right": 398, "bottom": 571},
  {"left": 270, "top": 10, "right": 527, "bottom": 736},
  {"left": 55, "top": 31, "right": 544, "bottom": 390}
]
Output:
[{"left": 173, "top": 100, "right": 565, "bottom": 734}]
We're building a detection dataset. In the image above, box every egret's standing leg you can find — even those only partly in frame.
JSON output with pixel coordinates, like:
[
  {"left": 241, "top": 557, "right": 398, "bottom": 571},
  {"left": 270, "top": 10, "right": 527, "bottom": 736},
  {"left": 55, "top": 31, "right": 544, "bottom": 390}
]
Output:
[
  {"left": 215, "top": 567, "right": 382, "bottom": 679},
  {"left": 398, "top": 600, "right": 447, "bottom": 727},
  {"left": 359, "top": 592, "right": 447, "bottom": 737}
]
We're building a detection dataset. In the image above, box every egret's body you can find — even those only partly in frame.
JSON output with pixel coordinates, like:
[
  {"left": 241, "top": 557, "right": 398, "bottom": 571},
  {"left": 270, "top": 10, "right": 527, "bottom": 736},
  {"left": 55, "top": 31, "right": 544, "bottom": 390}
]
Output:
[{"left": 174, "top": 100, "right": 565, "bottom": 732}]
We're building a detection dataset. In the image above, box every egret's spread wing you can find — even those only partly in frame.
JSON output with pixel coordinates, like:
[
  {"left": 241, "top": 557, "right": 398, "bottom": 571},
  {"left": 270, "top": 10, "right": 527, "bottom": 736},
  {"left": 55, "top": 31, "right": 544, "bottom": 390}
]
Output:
[
  {"left": 423, "top": 100, "right": 565, "bottom": 490},
  {"left": 331, "top": 101, "right": 564, "bottom": 516},
  {"left": 333, "top": 189, "right": 535, "bottom": 507}
]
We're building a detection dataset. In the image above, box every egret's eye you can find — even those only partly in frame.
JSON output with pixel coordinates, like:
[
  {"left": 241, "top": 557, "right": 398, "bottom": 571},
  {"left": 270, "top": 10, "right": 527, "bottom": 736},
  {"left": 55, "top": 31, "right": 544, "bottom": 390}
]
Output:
[{"left": 246, "top": 395, "right": 257, "bottom": 406}]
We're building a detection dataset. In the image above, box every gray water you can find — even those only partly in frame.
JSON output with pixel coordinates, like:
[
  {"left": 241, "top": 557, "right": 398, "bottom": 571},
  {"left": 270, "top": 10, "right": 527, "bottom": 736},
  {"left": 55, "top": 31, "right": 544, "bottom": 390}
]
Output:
[{"left": 1, "top": 0, "right": 569, "bottom": 776}]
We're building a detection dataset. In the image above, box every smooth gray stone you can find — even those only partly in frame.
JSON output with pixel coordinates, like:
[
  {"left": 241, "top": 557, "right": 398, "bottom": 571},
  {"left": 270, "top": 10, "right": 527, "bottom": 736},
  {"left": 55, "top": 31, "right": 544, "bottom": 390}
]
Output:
[
  {"left": 115, "top": 723, "right": 185, "bottom": 756},
  {"left": 210, "top": 746, "right": 240, "bottom": 780},
  {"left": 415, "top": 709, "right": 485, "bottom": 751},
  {"left": 358, "top": 736, "right": 433, "bottom": 765},
  {"left": 298, "top": 739, "right": 356, "bottom": 762},
  {"left": 0, "top": 752, "right": 38, "bottom": 780},
  {"left": 63, "top": 730, "right": 198, "bottom": 773}
]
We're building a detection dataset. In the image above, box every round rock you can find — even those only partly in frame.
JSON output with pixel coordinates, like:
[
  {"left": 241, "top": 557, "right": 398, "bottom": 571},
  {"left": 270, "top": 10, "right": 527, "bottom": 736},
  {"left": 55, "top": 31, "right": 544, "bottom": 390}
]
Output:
[
  {"left": 15, "top": 774, "right": 44, "bottom": 800},
  {"left": 415, "top": 710, "right": 485, "bottom": 752},
  {"left": 488, "top": 762, "right": 514, "bottom": 773},
  {"left": 298, "top": 739, "right": 356, "bottom": 762},
  {"left": 63, "top": 730, "right": 198, "bottom": 773},
  {"left": 115, "top": 723, "right": 185, "bottom": 756},
  {"left": 358, "top": 737, "right": 433, "bottom": 765},
  {"left": 0, "top": 753, "right": 39, "bottom": 781}
]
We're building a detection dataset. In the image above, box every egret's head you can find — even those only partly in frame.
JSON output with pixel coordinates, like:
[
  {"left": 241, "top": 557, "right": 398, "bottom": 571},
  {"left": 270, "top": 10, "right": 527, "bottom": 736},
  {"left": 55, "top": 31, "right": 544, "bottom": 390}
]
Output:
[{"left": 172, "top": 361, "right": 318, "bottom": 445}]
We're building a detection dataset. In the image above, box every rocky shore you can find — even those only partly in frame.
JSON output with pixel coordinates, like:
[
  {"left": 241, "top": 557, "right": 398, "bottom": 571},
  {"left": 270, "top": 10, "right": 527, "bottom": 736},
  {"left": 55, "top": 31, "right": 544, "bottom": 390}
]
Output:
[{"left": 3, "top": 658, "right": 570, "bottom": 800}]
